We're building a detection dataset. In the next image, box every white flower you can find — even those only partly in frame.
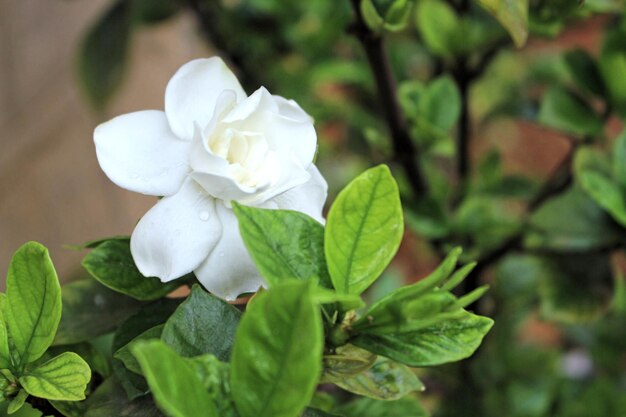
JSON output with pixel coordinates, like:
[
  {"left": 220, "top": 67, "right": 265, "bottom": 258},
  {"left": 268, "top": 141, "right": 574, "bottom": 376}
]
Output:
[{"left": 94, "top": 57, "right": 327, "bottom": 300}]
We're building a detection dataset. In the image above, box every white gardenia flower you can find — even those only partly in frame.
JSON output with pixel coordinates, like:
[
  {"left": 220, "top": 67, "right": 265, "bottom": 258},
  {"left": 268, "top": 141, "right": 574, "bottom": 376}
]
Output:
[{"left": 94, "top": 57, "right": 327, "bottom": 300}]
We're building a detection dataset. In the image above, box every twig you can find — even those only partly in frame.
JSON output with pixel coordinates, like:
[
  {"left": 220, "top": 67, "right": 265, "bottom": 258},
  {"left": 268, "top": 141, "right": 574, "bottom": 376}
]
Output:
[{"left": 347, "top": 0, "right": 429, "bottom": 197}]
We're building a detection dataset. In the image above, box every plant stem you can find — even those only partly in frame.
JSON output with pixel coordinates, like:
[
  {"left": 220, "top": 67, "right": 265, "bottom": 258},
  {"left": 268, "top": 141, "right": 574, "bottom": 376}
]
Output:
[{"left": 348, "top": 0, "right": 429, "bottom": 198}]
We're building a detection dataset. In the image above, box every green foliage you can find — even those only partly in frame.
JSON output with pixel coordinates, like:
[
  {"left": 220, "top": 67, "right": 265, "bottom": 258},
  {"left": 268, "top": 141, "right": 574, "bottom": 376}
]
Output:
[
  {"left": 361, "top": 0, "right": 414, "bottom": 32},
  {"left": 230, "top": 281, "right": 323, "bottom": 417},
  {"left": 538, "top": 87, "right": 603, "bottom": 138},
  {"left": 161, "top": 286, "right": 241, "bottom": 360},
  {"left": 233, "top": 204, "right": 331, "bottom": 287},
  {"left": 477, "top": 0, "right": 529, "bottom": 46},
  {"left": 132, "top": 341, "right": 218, "bottom": 417},
  {"left": 19, "top": 352, "right": 91, "bottom": 401},
  {"left": 415, "top": 0, "right": 459, "bottom": 57},
  {"left": 82, "top": 239, "right": 182, "bottom": 301},
  {"left": 325, "top": 165, "right": 403, "bottom": 295},
  {"left": 78, "top": 0, "right": 132, "bottom": 109}
]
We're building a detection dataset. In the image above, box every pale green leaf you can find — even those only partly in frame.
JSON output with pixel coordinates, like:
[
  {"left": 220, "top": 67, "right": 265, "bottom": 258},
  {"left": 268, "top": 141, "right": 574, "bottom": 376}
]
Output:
[
  {"left": 8, "top": 390, "right": 28, "bottom": 414},
  {"left": 579, "top": 171, "right": 626, "bottom": 227},
  {"left": 325, "top": 165, "right": 403, "bottom": 295},
  {"left": 19, "top": 352, "right": 91, "bottom": 401},
  {"left": 477, "top": 0, "right": 528, "bottom": 47}
]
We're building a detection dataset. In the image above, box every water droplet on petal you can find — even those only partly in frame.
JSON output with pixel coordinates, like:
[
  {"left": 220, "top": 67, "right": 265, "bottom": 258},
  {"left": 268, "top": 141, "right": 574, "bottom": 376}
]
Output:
[{"left": 199, "top": 210, "right": 210, "bottom": 221}]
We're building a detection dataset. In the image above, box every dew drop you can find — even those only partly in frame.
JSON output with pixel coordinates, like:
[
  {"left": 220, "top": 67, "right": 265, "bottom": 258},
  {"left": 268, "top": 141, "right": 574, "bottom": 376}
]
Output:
[{"left": 199, "top": 210, "right": 210, "bottom": 221}]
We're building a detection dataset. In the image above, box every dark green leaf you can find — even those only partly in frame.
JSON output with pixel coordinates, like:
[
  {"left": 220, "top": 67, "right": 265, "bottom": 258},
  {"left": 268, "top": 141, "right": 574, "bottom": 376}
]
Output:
[
  {"left": 19, "top": 352, "right": 91, "bottom": 401},
  {"left": 83, "top": 377, "right": 164, "bottom": 417},
  {"left": 82, "top": 240, "right": 182, "bottom": 301},
  {"left": 564, "top": 48, "right": 606, "bottom": 97},
  {"left": 78, "top": 0, "right": 132, "bottom": 109},
  {"left": 54, "top": 279, "right": 143, "bottom": 345},
  {"left": 353, "top": 311, "right": 493, "bottom": 366},
  {"left": 161, "top": 286, "right": 241, "bottom": 361},
  {"left": 325, "top": 165, "right": 403, "bottom": 295},
  {"left": 231, "top": 281, "right": 323, "bottom": 417},
  {"left": 6, "top": 242, "right": 62, "bottom": 369},
  {"left": 613, "top": 130, "right": 626, "bottom": 188},
  {"left": 538, "top": 87, "right": 603, "bottom": 138},
  {"left": 115, "top": 325, "right": 164, "bottom": 375},
  {"left": 233, "top": 204, "right": 331, "bottom": 287},
  {"left": 132, "top": 340, "right": 217, "bottom": 417},
  {"left": 132, "top": 0, "right": 180, "bottom": 25}
]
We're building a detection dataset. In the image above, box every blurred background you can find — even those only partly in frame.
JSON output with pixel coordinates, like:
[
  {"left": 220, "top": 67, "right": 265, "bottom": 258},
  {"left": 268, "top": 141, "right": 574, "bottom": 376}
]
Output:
[{"left": 3, "top": 1, "right": 626, "bottom": 415}]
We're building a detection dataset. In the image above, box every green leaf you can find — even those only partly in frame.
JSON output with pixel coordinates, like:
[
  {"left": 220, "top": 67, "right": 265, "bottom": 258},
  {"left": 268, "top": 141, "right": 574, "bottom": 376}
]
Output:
[
  {"left": 600, "top": 28, "right": 626, "bottom": 117},
  {"left": 19, "top": 352, "right": 91, "bottom": 401},
  {"left": 185, "top": 355, "right": 237, "bottom": 417},
  {"left": 112, "top": 298, "right": 181, "bottom": 399},
  {"left": 579, "top": 171, "right": 626, "bottom": 227},
  {"left": 564, "top": 48, "right": 606, "bottom": 97},
  {"left": 415, "top": 0, "right": 459, "bottom": 57},
  {"left": 232, "top": 204, "right": 331, "bottom": 287},
  {"left": 131, "top": 0, "right": 180, "bottom": 25},
  {"left": 161, "top": 286, "right": 241, "bottom": 361},
  {"left": 477, "top": 0, "right": 528, "bottom": 47},
  {"left": 6, "top": 242, "right": 62, "bottom": 368},
  {"left": 538, "top": 253, "right": 614, "bottom": 323},
  {"left": 423, "top": 76, "right": 461, "bottom": 131},
  {"left": 353, "top": 310, "right": 493, "bottom": 366},
  {"left": 361, "top": 0, "right": 385, "bottom": 31},
  {"left": 538, "top": 87, "right": 603, "bottom": 138},
  {"left": 335, "top": 396, "right": 428, "bottom": 417},
  {"left": 382, "top": 0, "right": 413, "bottom": 32},
  {"left": 115, "top": 325, "right": 164, "bottom": 375},
  {"left": 230, "top": 281, "right": 323, "bottom": 417},
  {"left": 525, "top": 186, "right": 621, "bottom": 251},
  {"left": 322, "top": 344, "right": 377, "bottom": 380},
  {"left": 327, "top": 357, "right": 423, "bottom": 400},
  {"left": 0, "top": 402, "right": 41, "bottom": 417},
  {"left": 8, "top": 390, "right": 28, "bottom": 414},
  {"left": 83, "top": 377, "right": 164, "bottom": 417},
  {"left": 82, "top": 240, "right": 182, "bottom": 301},
  {"left": 54, "top": 279, "right": 143, "bottom": 345},
  {"left": 78, "top": 0, "right": 132, "bottom": 109},
  {"left": 0, "top": 293, "right": 11, "bottom": 369},
  {"left": 132, "top": 340, "right": 217, "bottom": 417},
  {"left": 325, "top": 165, "right": 403, "bottom": 295},
  {"left": 613, "top": 130, "right": 626, "bottom": 188}
]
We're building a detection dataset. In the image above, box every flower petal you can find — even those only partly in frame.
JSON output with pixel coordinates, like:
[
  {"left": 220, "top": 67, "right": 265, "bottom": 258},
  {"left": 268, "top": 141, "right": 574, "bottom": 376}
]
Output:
[
  {"left": 194, "top": 203, "right": 265, "bottom": 300},
  {"left": 131, "top": 179, "right": 222, "bottom": 281},
  {"left": 270, "top": 164, "right": 328, "bottom": 223},
  {"left": 165, "top": 57, "right": 246, "bottom": 141},
  {"left": 94, "top": 110, "right": 191, "bottom": 196}
]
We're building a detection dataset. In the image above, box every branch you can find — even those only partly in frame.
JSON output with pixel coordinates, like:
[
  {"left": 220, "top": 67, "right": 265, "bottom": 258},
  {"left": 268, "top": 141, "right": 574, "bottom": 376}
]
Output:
[{"left": 348, "top": 0, "right": 429, "bottom": 197}]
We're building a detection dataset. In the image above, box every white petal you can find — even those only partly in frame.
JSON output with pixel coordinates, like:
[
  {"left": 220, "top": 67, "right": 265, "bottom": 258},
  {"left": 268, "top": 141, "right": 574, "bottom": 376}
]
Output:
[
  {"left": 191, "top": 171, "right": 256, "bottom": 202},
  {"left": 165, "top": 57, "right": 246, "bottom": 141},
  {"left": 270, "top": 164, "right": 328, "bottom": 223},
  {"left": 194, "top": 203, "right": 265, "bottom": 300},
  {"left": 239, "top": 155, "right": 311, "bottom": 205},
  {"left": 94, "top": 110, "right": 191, "bottom": 196},
  {"left": 273, "top": 94, "right": 314, "bottom": 123},
  {"left": 131, "top": 179, "right": 222, "bottom": 281}
]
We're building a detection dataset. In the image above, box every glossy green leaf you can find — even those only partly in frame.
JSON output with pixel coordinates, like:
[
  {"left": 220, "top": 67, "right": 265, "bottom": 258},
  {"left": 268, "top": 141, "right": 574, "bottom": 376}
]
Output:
[
  {"left": 231, "top": 281, "right": 323, "bottom": 417},
  {"left": 161, "top": 286, "right": 241, "bottom": 361},
  {"left": 233, "top": 204, "right": 331, "bottom": 287},
  {"left": 82, "top": 240, "right": 181, "bottom": 301},
  {"left": 564, "top": 48, "right": 606, "bottom": 97},
  {"left": 477, "top": 0, "right": 528, "bottom": 47},
  {"left": 78, "top": 0, "right": 132, "bottom": 109},
  {"left": 335, "top": 396, "right": 428, "bottom": 417},
  {"left": 538, "top": 87, "right": 603, "bottom": 138},
  {"left": 322, "top": 344, "right": 377, "bottom": 381},
  {"left": 328, "top": 357, "right": 423, "bottom": 400},
  {"left": 325, "top": 165, "right": 403, "bottom": 295},
  {"left": 54, "top": 279, "right": 143, "bottom": 345},
  {"left": 579, "top": 171, "right": 626, "bottom": 226},
  {"left": 8, "top": 390, "right": 28, "bottom": 414},
  {"left": 19, "top": 352, "right": 91, "bottom": 401},
  {"left": 353, "top": 311, "right": 494, "bottom": 366},
  {"left": 115, "top": 325, "right": 164, "bottom": 375},
  {"left": 6, "top": 242, "right": 62, "bottom": 368},
  {"left": 415, "top": 0, "right": 459, "bottom": 57},
  {"left": 132, "top": 341, "right": 217, "bottom": 417}
]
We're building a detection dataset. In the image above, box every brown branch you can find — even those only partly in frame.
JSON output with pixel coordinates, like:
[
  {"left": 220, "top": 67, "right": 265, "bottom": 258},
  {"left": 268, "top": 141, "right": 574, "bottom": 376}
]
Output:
[{"left": 348, "top": 0, "right": 429, "bottom": 198}]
